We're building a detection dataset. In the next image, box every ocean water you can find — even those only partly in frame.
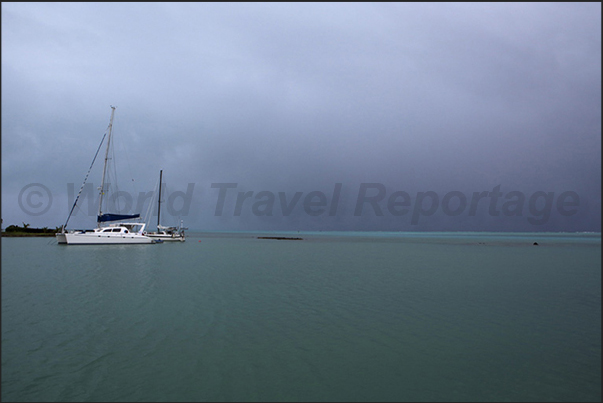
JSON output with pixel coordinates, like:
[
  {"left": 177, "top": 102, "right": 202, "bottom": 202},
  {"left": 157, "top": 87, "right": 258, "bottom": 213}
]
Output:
[{"left": 1, "top": 232, "right": 600, "bottom": 402}]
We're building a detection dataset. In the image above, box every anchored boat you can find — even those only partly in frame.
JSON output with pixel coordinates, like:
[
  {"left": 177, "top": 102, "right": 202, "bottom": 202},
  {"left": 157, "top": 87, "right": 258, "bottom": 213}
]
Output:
[
  {"left": 145, "top": 170, "right": 187, "bottom": 242},
  {"left": 56, "top": 107, "right": 156, "bottom": 245}
]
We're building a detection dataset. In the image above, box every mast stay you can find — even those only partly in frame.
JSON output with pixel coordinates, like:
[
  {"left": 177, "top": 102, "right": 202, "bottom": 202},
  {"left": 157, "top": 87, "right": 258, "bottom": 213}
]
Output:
[{"left": 62, "top": 131, "right": 108, "bottom": 231}]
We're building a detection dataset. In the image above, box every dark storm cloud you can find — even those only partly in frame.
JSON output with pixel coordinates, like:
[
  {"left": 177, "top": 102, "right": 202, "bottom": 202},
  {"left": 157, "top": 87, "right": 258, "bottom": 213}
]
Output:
[{"left": 2, "top": 3, "right": 600, "bottom": 231}]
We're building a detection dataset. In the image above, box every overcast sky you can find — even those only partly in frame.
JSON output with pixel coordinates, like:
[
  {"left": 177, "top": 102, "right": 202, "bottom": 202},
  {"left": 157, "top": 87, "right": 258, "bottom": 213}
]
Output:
[{"left": 2, "top": 2, "right": 601, "bottom": 232}]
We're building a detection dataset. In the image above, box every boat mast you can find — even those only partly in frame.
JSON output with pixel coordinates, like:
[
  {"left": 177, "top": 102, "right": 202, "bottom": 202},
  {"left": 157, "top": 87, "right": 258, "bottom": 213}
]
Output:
[
  {"left": 157, "top": 170, "right": 163, "bottom": 230},
  {"left": 98, "top": 106, "right": 116, "bottom": 225}
]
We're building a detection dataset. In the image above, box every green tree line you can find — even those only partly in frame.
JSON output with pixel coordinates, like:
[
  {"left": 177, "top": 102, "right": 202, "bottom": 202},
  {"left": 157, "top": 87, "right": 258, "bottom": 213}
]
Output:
[{"left": 3, "top": 223, "right": 61, "bottom": 234}]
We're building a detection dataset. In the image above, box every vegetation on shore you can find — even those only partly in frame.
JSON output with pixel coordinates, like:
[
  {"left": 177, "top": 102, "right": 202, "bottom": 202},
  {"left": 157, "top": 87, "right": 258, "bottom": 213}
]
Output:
[{"left": 1, "top": 223, "right": 61, "bottom": 237}]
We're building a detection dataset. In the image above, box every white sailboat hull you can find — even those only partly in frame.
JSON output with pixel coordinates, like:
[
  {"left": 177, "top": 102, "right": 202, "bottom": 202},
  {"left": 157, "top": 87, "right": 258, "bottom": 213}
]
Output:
[
  {"left": 57, "top": 231, "right": 155, "bottom": 244},
  {"left": 146, "top": 233, "right": 185, "bottom": 242}
]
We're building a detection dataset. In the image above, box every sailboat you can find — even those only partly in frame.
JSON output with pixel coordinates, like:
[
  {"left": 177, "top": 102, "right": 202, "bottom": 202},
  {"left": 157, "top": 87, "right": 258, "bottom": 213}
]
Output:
[
  {"left": 56, "top": 107, "right": 156, "bottom": 245},
  {"left": 145, "top": 170, "right": 186, "bottom": 242}
]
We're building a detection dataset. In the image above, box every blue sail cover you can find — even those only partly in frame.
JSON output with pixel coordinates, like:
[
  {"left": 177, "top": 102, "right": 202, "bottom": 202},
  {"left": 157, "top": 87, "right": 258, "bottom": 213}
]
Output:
[{"left": 98, "top": 213, "right": 140, "bottom": 222}]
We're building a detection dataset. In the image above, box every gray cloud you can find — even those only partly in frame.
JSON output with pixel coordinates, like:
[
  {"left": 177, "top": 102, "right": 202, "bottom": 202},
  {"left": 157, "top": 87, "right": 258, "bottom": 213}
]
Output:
[{"left": 2, "top": 3, "right": 600, "bottom": 231}]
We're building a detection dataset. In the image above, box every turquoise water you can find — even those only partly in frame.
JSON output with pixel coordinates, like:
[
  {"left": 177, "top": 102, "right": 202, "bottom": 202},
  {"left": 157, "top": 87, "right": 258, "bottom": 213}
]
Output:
[{"left": 2, "top": 232, "right": 601, "bottom": 401}]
